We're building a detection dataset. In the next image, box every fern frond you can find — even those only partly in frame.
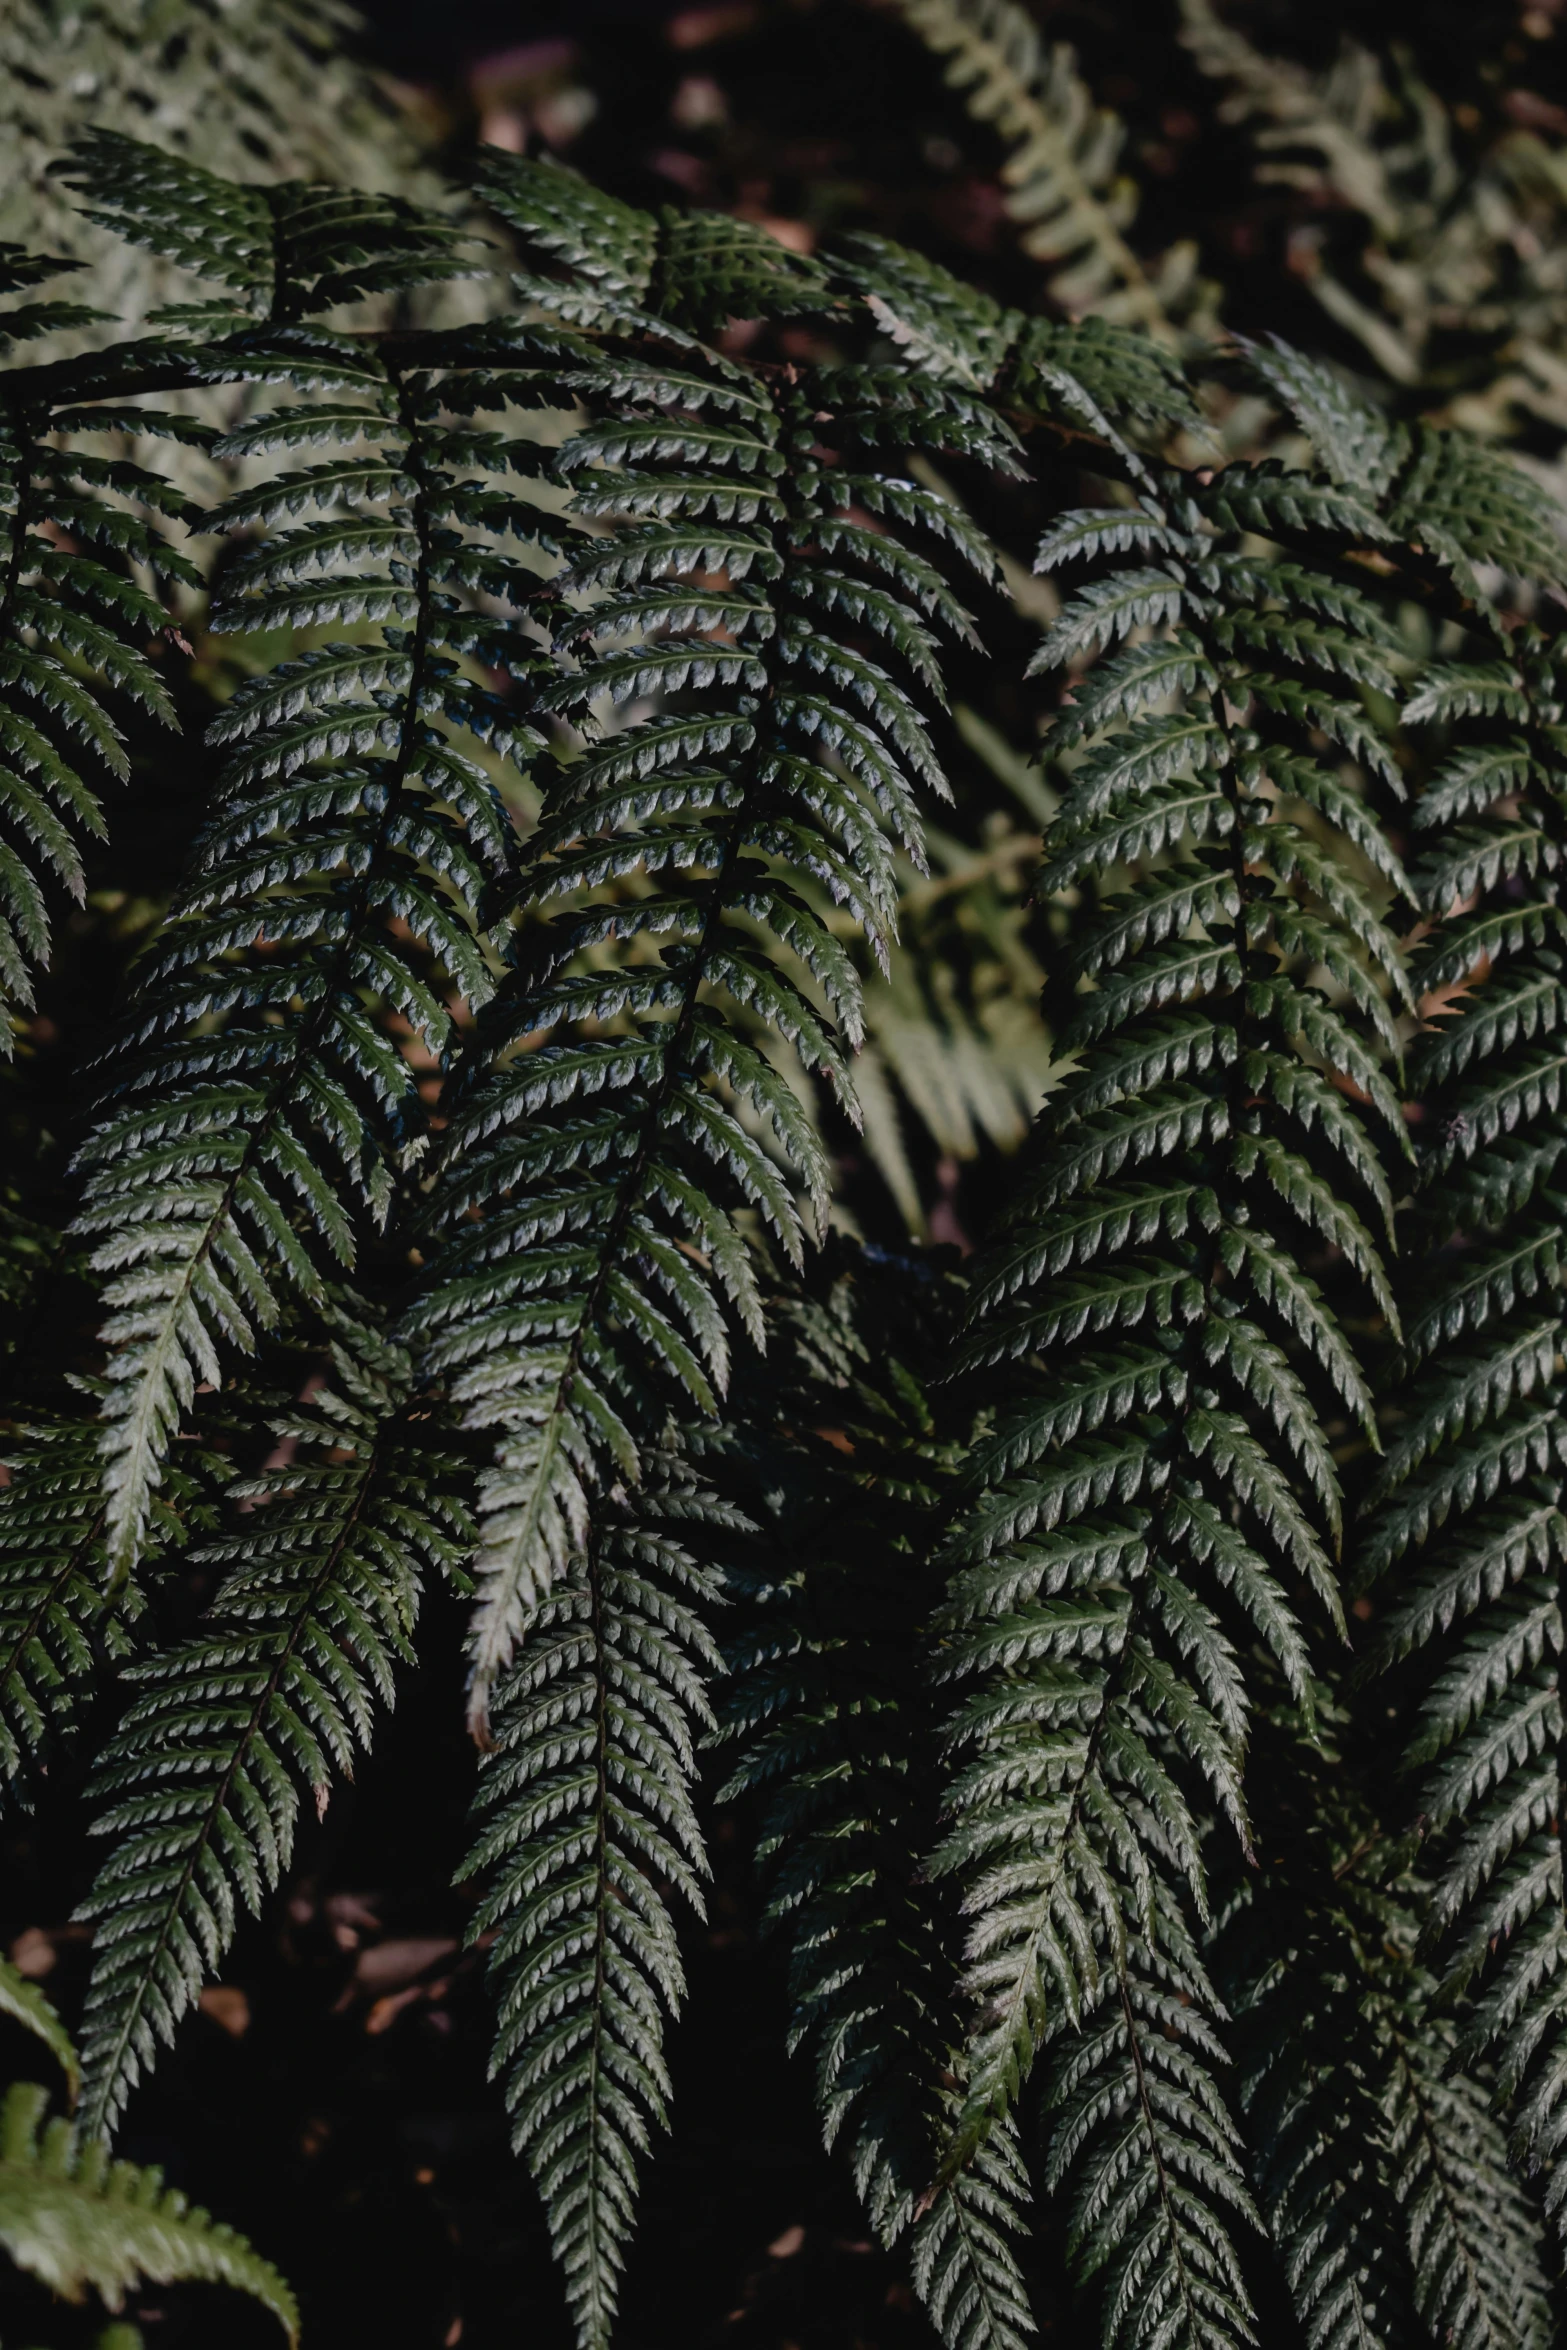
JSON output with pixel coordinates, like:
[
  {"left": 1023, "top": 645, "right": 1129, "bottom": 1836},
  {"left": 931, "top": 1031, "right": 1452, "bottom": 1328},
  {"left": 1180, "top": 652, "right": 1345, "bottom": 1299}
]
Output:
[
  {"left": 1044, "top": 1882, "right": 1259, "bottom": 2350},
  {"left": 74, "top": 1319, "right": 471, "bottom": 2140},
  {"left": 0, "top": 1955, "right": 79, "bottom": 2100},
  {"left": 1361, "top": 566, "right": 1567, "bottom": 2246},
  {"left": 67, "top": 167, "right": 558, "bottom": 1578},
  {"left": 1247, "top": 340, "right": 1567, "bottom": 597},
  {"left": 716, "top": 1254, "right": 1034, "bottom": 2345},
  {"left": 930, "top": 399, "right": 1408, "bottom": 2183},
  {"left": 425, "top": 157, "right": 1029, "bottom": 1738},
  {"left": 59, "top": 129, "right": 481, "bottom": 321},
  {"left": 910, "top": 2117, "right": 1036, "bottom": 2350},
  {"left": 459, "top": 1452, "right": 735, "bottom": 2350},
  {"left": 893, "top": 0, "right": 1196, "bottom": 332},
  {"left": 0, "top": 2079, "right": 297, "bottom": 2338},
  {"left": 0, "top": 1407, "right": 216, "bottom": 1807},
  {"left": 0, "top": 246, "right": 196, "bottom": 1050},
  {"left": 1383, "top": 2021, "right": 1554, "bottom": 2350},
  {"left": 1213, "top": 1690, "right": 1553, "bottom": 2350}
]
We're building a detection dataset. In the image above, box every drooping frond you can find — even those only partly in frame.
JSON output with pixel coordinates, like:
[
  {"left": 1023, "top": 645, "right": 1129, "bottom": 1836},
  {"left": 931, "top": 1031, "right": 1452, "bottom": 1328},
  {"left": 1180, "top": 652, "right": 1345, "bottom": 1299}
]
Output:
[
  {"left": 1212, "top": 1683, "right": 1554, "bottom": 2350},
  {"left": 421, "top": 155, "right": 1033, "bottom": 1738},
  {"left": 1359, "top": 526, "right": 1567, "bottom": 2248},
  {"left": 928, "top": 383, "right": 1409, "bottom": 2197},
  {"left": 74, "top": 1317, "right": 472, "bottom": 2140},
  {"left": 60, "top": 146, "right": 552, "bottom": 1579},
  {"left": 459, "top": 1453, "right": 736, "bottom": 2350},
  {"left": 0, "top": 1404, "right": 216, "bottom": 1807},
  {"left": 1383, "top": 2016, "right": 1554, "bottom": 2350},
  {"left": 0, "top": 2079, "right": 297, "bottom": 2339},
  {"left": 891, "top": 0, "right": 1202, "bottom": 333},
  {"left": 910, "top": 2121, "right": 1037, "bottom": 2350},
  {"left": 716, "top": 1252, "right": 1034, "bottom": 2347},
  {"left": 1213, "top": 1728, "right": 1415, "bottom": 2350},
  {"left": 1043, "top": 1882, "right": 1259, "bottom": 2350},
  {"left": 0, "top": 244, "right": 197, "bottom": 1050}
]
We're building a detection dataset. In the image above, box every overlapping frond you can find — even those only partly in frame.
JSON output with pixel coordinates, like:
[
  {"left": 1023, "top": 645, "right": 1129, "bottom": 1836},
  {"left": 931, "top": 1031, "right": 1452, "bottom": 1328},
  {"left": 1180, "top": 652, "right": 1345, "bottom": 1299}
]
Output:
[
  {"left": 420, "top": 155, "right": 1032, "bottom": 1738},
  {"left": 1361, "top": 556, "right": 1567, "bottom": 2247},
  {"left": 1384, "top": 2018, "right": 1554, "bottom": 2350},
  {"left": 459, "top": 1453, "right": 735, "bottom": 2350},
  {"left": 1043, "top": 1882, "right": 1258, "bottom": 2350},
  {"left": 717, "top": 1255, "right": 1034, "bottom": 2347},
  {"left": 62, "top": 157, "right": 558, "bottom": 1580},
  {"left": 0, "top": 244, "right": 198, "bottom": 1050},
  {"left": 0, "top": 1404, "right": 215, "bottom": 1805},
  {"left": 927, "top": 406, "right": 1409, "bottom": 2230},
  {"left": 1246, "top": 338, "right": 1567, "bottom": 599},
  {"left": 1213, "top": 1743, "right": 1415, "bottom": 2350},
  {"left": 74, "top": 1319, "right": 471, "bottom": 2140},
  {"left": 1213, "top": 1688, "right": 1555, "bottom": 2350},
  {"left": 15, "top": 114, "right": 1567, "bottom": 2350}
]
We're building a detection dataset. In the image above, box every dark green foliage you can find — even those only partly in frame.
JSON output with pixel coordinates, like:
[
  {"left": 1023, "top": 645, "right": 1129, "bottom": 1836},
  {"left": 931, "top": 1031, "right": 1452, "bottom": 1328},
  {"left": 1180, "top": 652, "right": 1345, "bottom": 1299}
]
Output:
[
  {"left": 1359, "top": 525, "right": 1567, "bottom": 2253},
  {"left": 926, "top": 402, "right": 1407, "bottom": 2292},
  {"left": 0, "top": 246, "right": 195, "bottom": 1051},
  {"left": 66, "top": 158, "right": 534, "bottom": 1581},
  {"left": 74, "top": 1320, "right": 472, "bottom": 2140},
  {"left": 9, "top": 106, "right": 1567, "bottom": 2350},
  {"left": 461, "top": 1452, "right": 733, "bottom": 2350},
  {"left": 1044, "top": 1884, "right": 1259, "bottom": 2350},
  {"left": 0, "top": 1406, "right": 215, "bottom": 1800},
  {"left": 717, "top": 1257, "right": 1033, "bottom": 2345},
  {"left": 1214, "top": 1691, "right": 1555, "bottom": 2350},
  {"left": 417, "top": 158, "right": 1027, "bottom": 1746}
]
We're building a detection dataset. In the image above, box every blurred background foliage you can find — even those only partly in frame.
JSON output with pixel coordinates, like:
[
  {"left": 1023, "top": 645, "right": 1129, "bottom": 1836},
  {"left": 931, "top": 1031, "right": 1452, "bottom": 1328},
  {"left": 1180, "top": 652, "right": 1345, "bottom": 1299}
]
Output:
[{"left": 5, "top": 1, "right": 1567, "bottom": 2343}]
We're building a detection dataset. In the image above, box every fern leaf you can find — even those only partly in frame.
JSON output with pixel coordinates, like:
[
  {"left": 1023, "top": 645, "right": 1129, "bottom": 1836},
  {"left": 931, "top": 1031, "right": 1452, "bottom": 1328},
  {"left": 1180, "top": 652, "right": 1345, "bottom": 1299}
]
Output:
[
  {"left": 75, "top": 1323, "right": 471, "bottom": 2140},
  {"left": 893, "top": 0, "right": 1190, "bottom": 333},
  {"left": 1212, "top": 1688, "right": 1553, "bottom": 2350},
  {"left": 1384, "top": 2027, "right": 1554, "bottom": 2350},
  {"left": 423, "top": 158, "right": 1023, "bottom": 1738},
  {"left": 71, "top": 226, "right": 563, "bottom": 1577},
  {"left": 1043, "top": 1884, "right": 1259, "bottom": 2350},
  {"left": 0, "top": 2079, "right": 296, "bottom": 2337},
  {"left": 0, "top": 1956, "right": 79, "bottom": 2100},
  {"left": 717, "top": 1254, "right": 1035, "bottom": 2347},
  {"left": 460, "top": 1456, "right": 732, "bottom": 2350},
  {"left": 0, "top": 269, "right": 191, "bottom": 1046},
  {"left": 930, "top": 376, "right": 1404, "bottom": 2189},
  {"left": 1356, "top": 449, "right": 1567, "bottom": 2255},
  {"left": 0, "top": 1409, "right": 216, "bottom": 1806}
]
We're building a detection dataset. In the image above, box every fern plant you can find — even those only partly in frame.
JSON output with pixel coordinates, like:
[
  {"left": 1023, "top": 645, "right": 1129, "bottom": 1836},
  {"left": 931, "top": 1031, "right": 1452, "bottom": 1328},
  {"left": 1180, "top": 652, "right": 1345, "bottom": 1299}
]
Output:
[
  {"left": 73, "top": 1310, "right": 473, "bottom": 2140},
  {"left": 415, "top": 153, "right": 1037, "bottom": 1738},
  {"left": 460, "top": 1450, "right": 732, "bottom": 2345},
  {"left": 1211, "top": 1681, "right": 1556, "bottom": 2350},
  {"left": 9, "top": 113, "right": 1567, "bottom": 2350}
]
